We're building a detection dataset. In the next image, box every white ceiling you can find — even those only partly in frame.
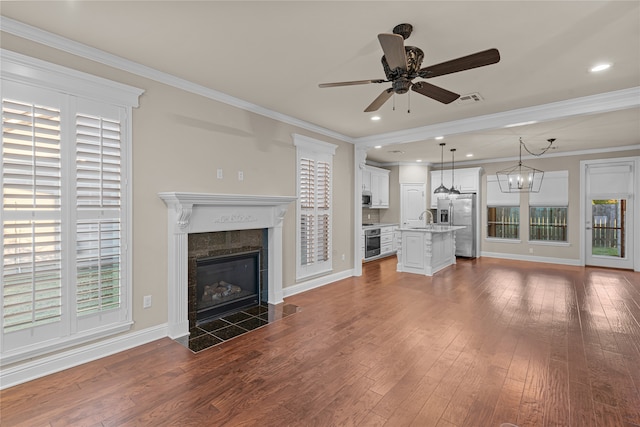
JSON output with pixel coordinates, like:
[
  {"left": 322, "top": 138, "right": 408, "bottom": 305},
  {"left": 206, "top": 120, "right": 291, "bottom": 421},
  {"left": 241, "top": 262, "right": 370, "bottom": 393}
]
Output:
[{"left": 2, "top": 1, "right": 639, "bottom": 165}]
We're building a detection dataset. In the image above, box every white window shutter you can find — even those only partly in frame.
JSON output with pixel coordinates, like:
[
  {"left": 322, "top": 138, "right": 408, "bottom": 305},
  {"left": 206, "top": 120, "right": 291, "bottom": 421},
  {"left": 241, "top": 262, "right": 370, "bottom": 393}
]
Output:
[
  {"left": 1, "top": 52, "right": 140, "bottom": 363},
  {"left": 294, "top": 135, "right": 336, "bottom": 280},
  {"left": 2, "top": 98, "right": 63, "bottom": 334}
]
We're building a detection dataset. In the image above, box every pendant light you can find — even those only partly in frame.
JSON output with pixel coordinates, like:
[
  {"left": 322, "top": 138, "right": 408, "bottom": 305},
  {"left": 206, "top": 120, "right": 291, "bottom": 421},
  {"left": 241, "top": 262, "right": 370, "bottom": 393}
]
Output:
[
  {"left": 449, "top": 148, "right": 460, "bottom": 195},
  {"left": 434, "top": 142, "right": 450, "bottom": 194}
]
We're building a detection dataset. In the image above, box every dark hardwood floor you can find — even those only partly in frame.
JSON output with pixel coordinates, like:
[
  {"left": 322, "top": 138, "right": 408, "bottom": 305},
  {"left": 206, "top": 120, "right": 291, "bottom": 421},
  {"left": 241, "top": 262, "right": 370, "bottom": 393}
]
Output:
[{"left": 2, "top": 256, "right": 640, "bottom": 426}]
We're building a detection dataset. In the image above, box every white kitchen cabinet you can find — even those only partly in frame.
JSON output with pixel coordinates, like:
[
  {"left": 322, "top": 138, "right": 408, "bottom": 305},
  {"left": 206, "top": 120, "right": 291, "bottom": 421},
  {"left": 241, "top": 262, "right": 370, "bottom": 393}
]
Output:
[
  {"left": 430, "top": 167, "right": 482, "bottom": 208},
  {"left": 396, "top": 226, "right": 463, "bottom": 276},
  {"left": 362, "top": 168, "right": 372, "bottom": 193},
  {"left": 380, "top": 225, "right": 396, "bottom": 255},
  {"left": 365, "top": 165, "right": 390, "bottom": 209}
]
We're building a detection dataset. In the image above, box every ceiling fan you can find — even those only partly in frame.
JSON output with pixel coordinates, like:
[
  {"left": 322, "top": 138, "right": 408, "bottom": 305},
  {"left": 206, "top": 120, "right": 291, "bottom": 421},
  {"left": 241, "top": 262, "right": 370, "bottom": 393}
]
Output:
[{"left": 318, "top": 23, "right": 501, "bottom": 112}]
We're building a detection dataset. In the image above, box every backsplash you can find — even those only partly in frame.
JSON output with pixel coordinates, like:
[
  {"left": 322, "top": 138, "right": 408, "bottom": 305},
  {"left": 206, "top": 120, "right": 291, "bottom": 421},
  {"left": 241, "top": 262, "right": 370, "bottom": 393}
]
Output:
[{"left": 362, "top": 208, "right": 380, "bottom": 223}]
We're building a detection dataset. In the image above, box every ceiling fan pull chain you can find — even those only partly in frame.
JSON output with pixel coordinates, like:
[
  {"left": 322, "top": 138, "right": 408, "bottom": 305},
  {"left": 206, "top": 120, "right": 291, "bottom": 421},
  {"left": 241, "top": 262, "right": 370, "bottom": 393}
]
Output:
[
  {"left": 408, "top": 89, "right": 411, "bottom": 113},
  {"left": 393, "top": 93, "right": 396, "bottom": 111}
]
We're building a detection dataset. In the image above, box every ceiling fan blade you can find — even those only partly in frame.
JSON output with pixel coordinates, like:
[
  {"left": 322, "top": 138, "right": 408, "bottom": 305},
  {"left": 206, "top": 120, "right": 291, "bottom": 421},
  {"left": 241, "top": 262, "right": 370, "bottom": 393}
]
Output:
[
  {"left": 411, "top": 81, "right": 460, "bottom": 104},
  {"left": 318, "top": 79, "right": 386, "bottom": 88},
  {"left": 364, "top": 88, "right": 394, "bottom": 112},
  {"left": 378, "top": 33, "right": 407, "bottom": 71},
  {"left": 418, "top": 48, "right": 500, "bottom": 78}
]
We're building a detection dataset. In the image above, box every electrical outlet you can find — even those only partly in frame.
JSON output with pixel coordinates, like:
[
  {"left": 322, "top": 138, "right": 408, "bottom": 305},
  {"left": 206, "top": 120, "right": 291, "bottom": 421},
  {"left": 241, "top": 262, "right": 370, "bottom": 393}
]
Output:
[
  {"left": 217, "top": 169, "right": 223, "bottom": 179},
  {"left": 529, "top": 248, "right": 534, "bottom": 254},
  {"left": 143, "top": 295, "right": 152, "bottom": 309},
  {"left": 341, "top": 254, "right": 345, "bottom": 261},
  {"left": 238, "top": 171, "right": 244, "bottom": 181}
]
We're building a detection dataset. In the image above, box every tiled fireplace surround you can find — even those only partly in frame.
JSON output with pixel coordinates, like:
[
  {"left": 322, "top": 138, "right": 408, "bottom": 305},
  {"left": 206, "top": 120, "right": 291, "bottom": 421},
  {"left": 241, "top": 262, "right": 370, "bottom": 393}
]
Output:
[
  {"left": 158, "top": 193, "right": 296, "bottom": 341},
  {"left": 187, "top": 229, "right": 266, "bottom": 329}
]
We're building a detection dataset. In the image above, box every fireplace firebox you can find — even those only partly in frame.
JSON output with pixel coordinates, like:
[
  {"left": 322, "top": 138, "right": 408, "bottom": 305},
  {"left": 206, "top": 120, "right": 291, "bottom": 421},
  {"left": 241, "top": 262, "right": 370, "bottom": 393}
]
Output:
[{"left": 196, "top": 250, "right": 260, "bottom": 323}]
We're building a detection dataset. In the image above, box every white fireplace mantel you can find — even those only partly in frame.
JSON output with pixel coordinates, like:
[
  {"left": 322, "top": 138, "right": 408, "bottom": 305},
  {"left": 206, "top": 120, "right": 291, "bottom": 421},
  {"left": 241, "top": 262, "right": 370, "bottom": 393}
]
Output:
[{"left": 158, "top": 192, "right": 296, "bottom": 339}]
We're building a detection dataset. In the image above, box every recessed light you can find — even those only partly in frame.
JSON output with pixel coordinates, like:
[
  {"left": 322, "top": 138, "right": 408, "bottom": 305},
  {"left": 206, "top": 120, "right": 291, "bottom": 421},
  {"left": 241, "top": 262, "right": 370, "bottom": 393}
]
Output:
[
  {"left": 590, "top": 63, "right": 611, "bottom": 73},
  {"left": 505, "top": 120, "right": 537, "bottom": 128},
  {"left": 435, "top": 136, "right": 444, "bottom": 140},
  {"left": 416, "top": 159, "right": 423, "bottom": 162},
  {"left": 370, "top": 116, "right": 381, "bottom": 121},
  {"left": 374, "top": 145, "right": 382, "bottom": 149},
  {"left": 466, "top": 153, "right": 473, "bottom": 158}
]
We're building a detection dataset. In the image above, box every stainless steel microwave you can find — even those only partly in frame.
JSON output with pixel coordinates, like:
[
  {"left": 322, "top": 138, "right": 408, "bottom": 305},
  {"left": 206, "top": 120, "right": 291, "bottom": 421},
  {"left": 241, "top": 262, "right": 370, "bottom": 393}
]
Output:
[{"left": 362, "top": 191, "right": 372, "bottom": 208}]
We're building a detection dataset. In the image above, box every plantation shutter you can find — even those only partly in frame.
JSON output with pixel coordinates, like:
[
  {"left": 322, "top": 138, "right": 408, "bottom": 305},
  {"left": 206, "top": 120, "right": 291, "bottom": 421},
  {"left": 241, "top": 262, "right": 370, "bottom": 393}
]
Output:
[
  {"left": 2, "top": 98, "right": 63, "bottom": 334},
  {"left": 300, "top": 158, "right": 315, "bottom": 265},
  {"left": 316, "top": 160, "right": 330, "bottom": 262},
  {"left": 294, "top": 135, "right": 336, "bottom": 280},
  {"left": 75, "top": 112, "right": 122, "bottom": 318},
  {"left": 1, "top": 53, "right": 140, "bottom": 363}
]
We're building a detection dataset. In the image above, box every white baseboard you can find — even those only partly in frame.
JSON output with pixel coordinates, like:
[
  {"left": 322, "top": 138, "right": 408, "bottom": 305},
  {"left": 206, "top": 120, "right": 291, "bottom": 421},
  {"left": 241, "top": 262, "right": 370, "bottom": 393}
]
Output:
[
  {"left": 1, "top": 323, "right": 168, "bottom": 389},
  {"left": 283, "top": 268, "right": 355, "bottom": 298},
  {"left": 480, "top": 251, "right": 582, "bottom": 266}
]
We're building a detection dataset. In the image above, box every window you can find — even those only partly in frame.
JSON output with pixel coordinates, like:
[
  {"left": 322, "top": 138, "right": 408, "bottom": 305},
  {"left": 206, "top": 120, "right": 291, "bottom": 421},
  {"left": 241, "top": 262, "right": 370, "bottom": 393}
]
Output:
[
  {"left": 487, "top": 207, "right": 520, "bottom": 239},
  {"left": 529, "top": 207, "right": 568, "bottom": 241},
  {"left": 294, "top": 134, "right": 337, "bottom": 280},
  {"left": 486, "top": 175, "right": 520, "bottom": 240},
  {"left": 529, "top": 171, "right": 569, "bottom": 243},
  {"left": 1, "top": 50, "right": 142, "bottom": 364}
]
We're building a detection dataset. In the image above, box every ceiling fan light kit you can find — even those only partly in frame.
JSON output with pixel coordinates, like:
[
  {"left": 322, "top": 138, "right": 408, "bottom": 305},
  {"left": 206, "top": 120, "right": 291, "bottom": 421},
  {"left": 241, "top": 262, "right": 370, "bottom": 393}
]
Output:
[
  {"left": 318, "top": 23, "right": 501, "bottom": 113},
  {"left": 496, "top": 138, "right": 556, "bottom": 193}
]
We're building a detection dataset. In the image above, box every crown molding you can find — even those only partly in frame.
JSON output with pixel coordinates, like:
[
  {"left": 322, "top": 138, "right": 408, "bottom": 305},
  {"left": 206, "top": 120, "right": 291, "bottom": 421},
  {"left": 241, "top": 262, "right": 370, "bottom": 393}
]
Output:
[
  {"left": 0, "top": 16, "right": 354, "bottom": 144},
  {"left": 354, "top": 87, "right": 640, "bottom": 148},
  {"left": 374, "top": 144, "right": 640, "bottom": 168},
  {"left": 2, "top": 16, "right": 638, "bottom": 153}
]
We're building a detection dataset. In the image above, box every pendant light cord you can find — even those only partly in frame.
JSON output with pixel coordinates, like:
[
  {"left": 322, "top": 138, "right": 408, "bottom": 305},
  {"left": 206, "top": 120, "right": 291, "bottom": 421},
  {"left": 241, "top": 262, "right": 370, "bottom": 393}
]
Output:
[{"left": 520, "top": 137, "right": 555, "bottom": 157}]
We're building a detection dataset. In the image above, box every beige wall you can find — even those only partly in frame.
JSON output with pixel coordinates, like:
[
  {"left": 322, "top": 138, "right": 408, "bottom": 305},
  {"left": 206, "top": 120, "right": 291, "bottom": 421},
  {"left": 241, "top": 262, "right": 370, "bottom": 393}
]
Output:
[
  {"left": 480, "top": 149, "right": 640, "bottom": 261},
  {"left": 1, "top": 35, "right": 354, "bottom": 337}
]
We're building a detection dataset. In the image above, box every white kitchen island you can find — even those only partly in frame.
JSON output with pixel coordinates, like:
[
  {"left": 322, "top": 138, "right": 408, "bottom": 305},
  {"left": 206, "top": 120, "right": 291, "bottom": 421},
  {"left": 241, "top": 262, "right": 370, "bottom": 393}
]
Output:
[{"left": 396, "top": 225, "right": 466, "bottom": 276}]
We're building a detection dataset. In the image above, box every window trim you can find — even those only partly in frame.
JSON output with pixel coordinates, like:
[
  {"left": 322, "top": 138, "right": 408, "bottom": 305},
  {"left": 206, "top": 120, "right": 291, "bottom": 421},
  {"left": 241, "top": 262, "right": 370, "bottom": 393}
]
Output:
[{"left": 1, "top": 50, "right": 142, "bottom": 365}]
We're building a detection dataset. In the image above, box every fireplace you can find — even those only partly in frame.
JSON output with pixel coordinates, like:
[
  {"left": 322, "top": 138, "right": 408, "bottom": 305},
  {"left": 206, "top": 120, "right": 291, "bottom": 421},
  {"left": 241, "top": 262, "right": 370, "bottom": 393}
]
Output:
[
  {"left": 188, "top": 228, "right": 268, "bottom": 327},
  {"left": 158, "top": 192, "right": 296, "bottom": 340},
  {"left": 196, "top": 251, "right": 260, "bottom": 322}
]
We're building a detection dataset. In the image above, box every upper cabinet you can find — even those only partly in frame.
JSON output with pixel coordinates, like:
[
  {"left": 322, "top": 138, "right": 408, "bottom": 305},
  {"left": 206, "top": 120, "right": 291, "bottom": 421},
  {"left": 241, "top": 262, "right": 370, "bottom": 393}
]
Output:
[
  {"left": 362, "top": 168, "right": 372, "bottom": 193},
  {"left": 364, "top": 165, "right": 390, "bottom": 209},
  {"left": 430, "top": 167, "right": 482, "bottom": 208}
]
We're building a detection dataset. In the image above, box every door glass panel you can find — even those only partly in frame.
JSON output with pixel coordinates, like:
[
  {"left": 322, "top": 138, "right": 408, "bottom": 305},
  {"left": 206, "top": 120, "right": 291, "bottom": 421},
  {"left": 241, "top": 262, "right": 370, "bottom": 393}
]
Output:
[{"left": 591, "top": 199, "right": 626, "bottom": 258}]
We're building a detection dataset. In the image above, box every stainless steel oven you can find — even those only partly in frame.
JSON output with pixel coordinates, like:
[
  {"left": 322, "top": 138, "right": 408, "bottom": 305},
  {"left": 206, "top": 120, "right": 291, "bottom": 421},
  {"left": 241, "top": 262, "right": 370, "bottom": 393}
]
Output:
[{"left": 364, "top": 228, "right": 381, "bottom": 259}]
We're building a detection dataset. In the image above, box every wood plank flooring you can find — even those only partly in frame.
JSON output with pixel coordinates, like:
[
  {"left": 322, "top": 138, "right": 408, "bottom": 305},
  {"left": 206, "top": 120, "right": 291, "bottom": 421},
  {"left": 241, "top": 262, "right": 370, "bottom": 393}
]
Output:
[{"left": 2, "top": 256, "right": 640, "bottom": 426}]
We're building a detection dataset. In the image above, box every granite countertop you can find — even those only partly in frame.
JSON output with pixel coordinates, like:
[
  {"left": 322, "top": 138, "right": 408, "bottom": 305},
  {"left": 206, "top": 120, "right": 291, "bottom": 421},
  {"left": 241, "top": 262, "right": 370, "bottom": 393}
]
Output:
[
  {"left": 398, "top": 225, "right": 466, "bottom": 233},
  {"left": 362, "top": 223, "right": 399, "bottom": 229}
]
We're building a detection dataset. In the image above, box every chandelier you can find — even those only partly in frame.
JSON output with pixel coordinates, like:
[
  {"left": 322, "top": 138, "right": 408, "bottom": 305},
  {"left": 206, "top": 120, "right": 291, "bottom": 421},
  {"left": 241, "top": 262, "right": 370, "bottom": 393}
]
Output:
[{"left": 496, "top": 137, "right": 555, "bottom": 193}]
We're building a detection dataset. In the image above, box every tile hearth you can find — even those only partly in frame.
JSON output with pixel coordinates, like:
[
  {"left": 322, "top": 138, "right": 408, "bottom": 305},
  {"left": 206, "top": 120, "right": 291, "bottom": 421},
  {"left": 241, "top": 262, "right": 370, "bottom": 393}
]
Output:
[{"left": 186, "top": 303, "right": 300, "bottom": 353}]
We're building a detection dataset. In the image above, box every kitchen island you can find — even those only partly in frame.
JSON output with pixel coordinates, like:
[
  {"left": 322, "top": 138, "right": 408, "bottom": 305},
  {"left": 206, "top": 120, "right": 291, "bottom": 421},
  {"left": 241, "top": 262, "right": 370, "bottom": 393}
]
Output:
[{"left": 396, "top": 225, "right": 466, "bottom": 276}]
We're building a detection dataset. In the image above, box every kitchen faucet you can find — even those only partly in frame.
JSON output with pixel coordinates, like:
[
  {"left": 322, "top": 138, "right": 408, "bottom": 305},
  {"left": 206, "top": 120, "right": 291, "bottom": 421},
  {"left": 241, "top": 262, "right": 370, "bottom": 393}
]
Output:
[{"left": 419, "top": 210, "right": 434, "bottom": 224}]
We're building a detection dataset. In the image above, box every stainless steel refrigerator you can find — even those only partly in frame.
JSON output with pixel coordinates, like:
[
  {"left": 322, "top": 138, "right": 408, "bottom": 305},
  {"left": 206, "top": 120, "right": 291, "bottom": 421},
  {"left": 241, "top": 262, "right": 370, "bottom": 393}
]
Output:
[{"left": 437, "top": 194, "right": 477, "bottom": 258}]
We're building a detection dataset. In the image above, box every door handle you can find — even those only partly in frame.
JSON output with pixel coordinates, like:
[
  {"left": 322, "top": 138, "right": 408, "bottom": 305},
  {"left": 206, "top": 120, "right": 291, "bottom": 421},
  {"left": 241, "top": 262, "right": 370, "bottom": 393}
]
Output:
[{"left": 586, "top": 227, "right": 592, "bottom": 230}]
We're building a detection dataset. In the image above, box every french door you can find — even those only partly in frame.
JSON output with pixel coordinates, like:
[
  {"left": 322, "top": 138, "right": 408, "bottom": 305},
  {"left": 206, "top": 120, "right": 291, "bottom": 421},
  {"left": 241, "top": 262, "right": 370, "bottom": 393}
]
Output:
[{"left": 583, "top": 160, "right": 635, "bottom": 269}]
